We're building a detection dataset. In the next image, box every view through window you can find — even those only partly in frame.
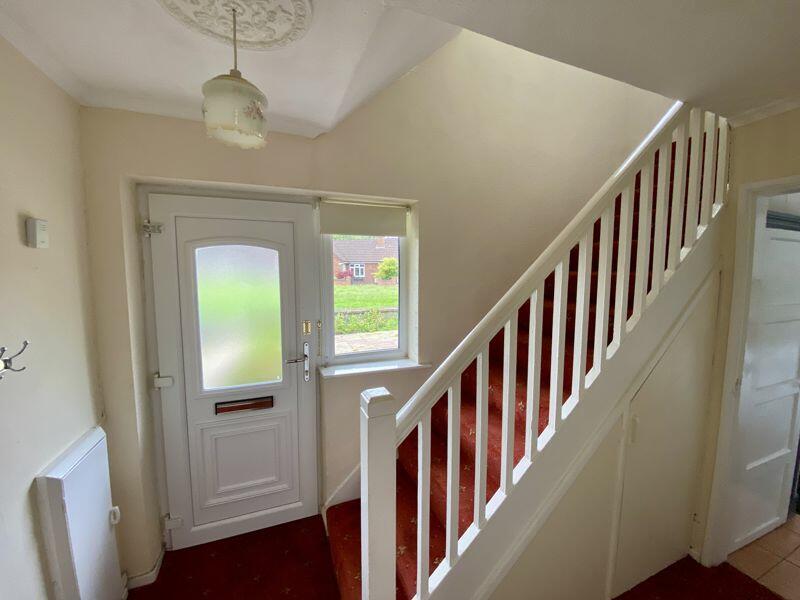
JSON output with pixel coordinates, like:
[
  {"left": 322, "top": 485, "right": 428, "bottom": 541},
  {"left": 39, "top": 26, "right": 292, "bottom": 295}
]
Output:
[{"left": 332, "top": 235, "right": 400, "bottom": 356}]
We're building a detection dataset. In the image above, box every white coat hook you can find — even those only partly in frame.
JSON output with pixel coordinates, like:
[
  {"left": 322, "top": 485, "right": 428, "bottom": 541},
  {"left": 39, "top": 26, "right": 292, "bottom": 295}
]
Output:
[{"left": 0, "top": 340, "right": 29, "bottom": 380}]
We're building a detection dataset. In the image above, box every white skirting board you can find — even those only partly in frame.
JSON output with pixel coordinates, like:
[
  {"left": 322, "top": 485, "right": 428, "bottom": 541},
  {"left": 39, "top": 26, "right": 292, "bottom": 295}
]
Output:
[
  {"left": 125, "top": 547, "right": 165, "bottom": 589},
  {"left": 37, "top": 426, "right": 125, "bottom": 600}
]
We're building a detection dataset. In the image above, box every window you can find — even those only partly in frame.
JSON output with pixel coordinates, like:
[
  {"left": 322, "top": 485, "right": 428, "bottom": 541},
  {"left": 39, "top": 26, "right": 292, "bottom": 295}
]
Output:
[
  {"left": 351, "top": 263, "right": 365, "bottom": 279},
  {"left": 328, "top": 236, "right": 401, "bottom": 358},
  {"left": 319, "top": 200, "right": 409, "bottom": 364}
]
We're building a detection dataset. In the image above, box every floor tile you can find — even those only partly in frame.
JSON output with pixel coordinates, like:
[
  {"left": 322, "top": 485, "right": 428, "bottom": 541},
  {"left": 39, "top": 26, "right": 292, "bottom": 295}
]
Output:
[
  {"left": 729, "top": 543, "right": 783, "bottom": 579},
  {"left": 756, "top": 525, "right": 800, "bottom": 557},
  {"left": 787, "top": 515, "right": 800, "bottom": 535},
  {"left": 760, "top": 561, "right": 800, "bottom": 600},
  {"left": 788, "top": 546, "right": 800, "bottom": 567}
]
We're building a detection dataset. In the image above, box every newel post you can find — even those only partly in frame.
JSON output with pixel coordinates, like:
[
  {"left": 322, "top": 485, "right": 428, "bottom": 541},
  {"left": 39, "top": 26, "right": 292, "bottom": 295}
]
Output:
[{"left": 360, "top": 387, "right": 397, "bottom": 600}]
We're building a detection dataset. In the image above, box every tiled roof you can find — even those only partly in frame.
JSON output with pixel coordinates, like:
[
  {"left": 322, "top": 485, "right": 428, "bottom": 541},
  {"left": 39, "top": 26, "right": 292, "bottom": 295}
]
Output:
[{"left": 332, "top": 237, "right": 398, "bottom": 263}]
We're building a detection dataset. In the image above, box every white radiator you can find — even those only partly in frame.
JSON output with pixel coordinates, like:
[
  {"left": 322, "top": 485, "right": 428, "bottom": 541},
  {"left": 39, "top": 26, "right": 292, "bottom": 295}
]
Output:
[{"left": 37, "top": 427, "right": 124, "bottom": 600}]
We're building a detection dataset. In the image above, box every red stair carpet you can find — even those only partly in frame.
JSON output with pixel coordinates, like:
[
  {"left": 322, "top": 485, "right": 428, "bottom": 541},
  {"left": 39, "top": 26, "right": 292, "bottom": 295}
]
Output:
[
  {"left": 326, "top": 138, "right": 720, "bottom": 599},
  {"left": 614, "top": 557, "right": 782, "bottom": 600},
  {"left": 128, "top": 515, "right": 340, "bottom": 599}
]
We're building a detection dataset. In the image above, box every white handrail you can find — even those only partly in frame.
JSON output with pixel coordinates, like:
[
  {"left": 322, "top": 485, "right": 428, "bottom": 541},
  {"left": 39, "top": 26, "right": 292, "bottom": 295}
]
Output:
[{"left": 395, "top": 101, "right": 687, "bottom": 441}]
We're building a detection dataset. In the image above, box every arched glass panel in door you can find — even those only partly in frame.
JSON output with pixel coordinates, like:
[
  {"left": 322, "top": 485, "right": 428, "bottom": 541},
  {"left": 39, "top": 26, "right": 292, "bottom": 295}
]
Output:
[{"left": 194, "top": 244, "right": 283, "bottom": 390}]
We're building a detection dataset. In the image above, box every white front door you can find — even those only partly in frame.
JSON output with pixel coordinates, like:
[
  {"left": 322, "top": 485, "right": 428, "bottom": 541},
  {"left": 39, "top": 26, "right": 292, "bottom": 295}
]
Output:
[
  {"left": 148, "top": 193, "right": 319, "bottom": 549},
  {"left": 731, "top": 196, "right": 800, "bottom": 549}
]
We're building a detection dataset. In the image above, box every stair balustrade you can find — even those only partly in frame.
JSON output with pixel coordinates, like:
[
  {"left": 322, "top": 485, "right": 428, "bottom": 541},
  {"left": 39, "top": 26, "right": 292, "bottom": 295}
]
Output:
[{"left": 351, "top": 102, "right": 729, "bottom": 599}]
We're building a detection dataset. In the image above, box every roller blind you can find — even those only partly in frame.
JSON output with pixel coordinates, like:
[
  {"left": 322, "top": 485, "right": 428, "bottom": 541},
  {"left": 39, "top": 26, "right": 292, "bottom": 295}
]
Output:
[{"left": 319, "top": 200, "right": 407, "bottom": 236}]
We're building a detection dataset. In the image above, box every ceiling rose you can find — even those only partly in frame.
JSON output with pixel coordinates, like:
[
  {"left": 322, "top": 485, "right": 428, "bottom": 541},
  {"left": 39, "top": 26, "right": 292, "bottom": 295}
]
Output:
[{"left": 157, "top": 0, "right": 313, "bottom": 50}]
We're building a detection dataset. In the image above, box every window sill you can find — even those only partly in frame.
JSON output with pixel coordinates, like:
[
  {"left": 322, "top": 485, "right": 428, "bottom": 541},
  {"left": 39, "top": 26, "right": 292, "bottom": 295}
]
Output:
[{"left": 318, "top": 358, "right": 431, "bottom": 379}]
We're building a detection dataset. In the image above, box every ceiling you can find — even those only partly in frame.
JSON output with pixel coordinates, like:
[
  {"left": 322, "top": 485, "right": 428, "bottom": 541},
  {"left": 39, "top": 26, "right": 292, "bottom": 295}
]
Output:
[
  {"left": 0, "top": 0, "right": 458, "bottom": 137},
  {"left": 388, "top": 0, "right": 800, "bottom": 125}
]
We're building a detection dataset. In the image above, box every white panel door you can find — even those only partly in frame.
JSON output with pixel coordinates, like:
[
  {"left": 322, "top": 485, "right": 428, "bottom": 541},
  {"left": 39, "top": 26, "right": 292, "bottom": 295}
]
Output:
[
  {"left": 149, "top": 193, "right": 319, "bottom": 549},
  {"left": 731, "top": 199, "right": 800, "bottom": 548},
  {"left": 612, "top": 273, "right": 719, "bottom": 596}
]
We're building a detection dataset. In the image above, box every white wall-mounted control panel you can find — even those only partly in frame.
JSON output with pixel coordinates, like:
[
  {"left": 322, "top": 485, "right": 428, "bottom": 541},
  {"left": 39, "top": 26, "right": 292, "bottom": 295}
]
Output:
[{"left": 26, "top": 218, "right": 49, "bottom": 248}]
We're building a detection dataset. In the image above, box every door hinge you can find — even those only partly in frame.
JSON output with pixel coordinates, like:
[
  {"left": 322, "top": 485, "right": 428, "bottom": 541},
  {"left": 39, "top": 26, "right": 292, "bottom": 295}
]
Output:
[
  {"left": 153, "top": 373, "right": 174, "bottom": 389},
  {"left": 142, "top": 220, "right": 163, "bottom": 237},
  {"left": 163, "top": 514, "right": 183, "bottom": 530}
]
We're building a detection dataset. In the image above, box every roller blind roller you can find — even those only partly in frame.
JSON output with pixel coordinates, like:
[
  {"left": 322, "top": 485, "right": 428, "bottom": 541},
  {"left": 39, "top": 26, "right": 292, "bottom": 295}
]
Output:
[{"left": 319, "top": 201, "right": 407, "bottom": 236}]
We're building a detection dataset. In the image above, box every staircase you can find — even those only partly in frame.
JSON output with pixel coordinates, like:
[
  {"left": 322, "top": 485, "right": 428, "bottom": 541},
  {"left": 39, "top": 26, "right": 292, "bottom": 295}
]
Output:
[{"left": 326, "top": 102, "right": 729, "bottom": 599}]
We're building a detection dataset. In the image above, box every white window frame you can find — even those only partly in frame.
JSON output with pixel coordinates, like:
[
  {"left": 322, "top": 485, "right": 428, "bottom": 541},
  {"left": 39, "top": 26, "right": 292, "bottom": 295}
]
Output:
[
  {"left": 351, "top": 263, "right": 366, "bottom": 279},
  {"left": 320, "top": 235, "right": 408, "bottom": 365}
]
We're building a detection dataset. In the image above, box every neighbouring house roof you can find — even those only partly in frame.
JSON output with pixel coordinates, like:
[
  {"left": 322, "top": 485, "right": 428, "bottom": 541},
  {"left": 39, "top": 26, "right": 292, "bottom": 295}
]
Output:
[{"left": 332, "top": 238, "right": 399, "bottom": 263}]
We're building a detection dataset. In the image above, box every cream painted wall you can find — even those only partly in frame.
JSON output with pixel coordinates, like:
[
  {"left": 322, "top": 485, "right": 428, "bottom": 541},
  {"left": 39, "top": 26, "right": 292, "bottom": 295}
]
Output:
[
  {"left": 312, "top": 30, "right": 673, "bottom": 499},
  {"left": 77, "top": 30, "right": 672, "bottom": 578},
  {"left": 0, "top": 38, "right": 100, "bottom": 599}
]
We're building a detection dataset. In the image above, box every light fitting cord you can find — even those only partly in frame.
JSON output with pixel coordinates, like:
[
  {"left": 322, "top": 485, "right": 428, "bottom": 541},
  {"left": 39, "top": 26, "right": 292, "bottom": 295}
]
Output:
[{"left": 232, "top": 8, "right": 238, "bottom": 72}]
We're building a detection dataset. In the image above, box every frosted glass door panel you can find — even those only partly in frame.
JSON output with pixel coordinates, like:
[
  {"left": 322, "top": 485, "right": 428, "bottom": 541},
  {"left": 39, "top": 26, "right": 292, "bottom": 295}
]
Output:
[{"left": 195, "top": 244, "right": 283, "bottom": 389}]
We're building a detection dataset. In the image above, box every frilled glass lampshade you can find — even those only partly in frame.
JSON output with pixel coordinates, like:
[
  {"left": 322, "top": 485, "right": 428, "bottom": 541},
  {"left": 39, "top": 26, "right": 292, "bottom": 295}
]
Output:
[
  {"left": 202, "top": 68, "right": 267, "bottom": 149},
  {"left": 201, "top": 8, "right": 267, "bottom": 150}
]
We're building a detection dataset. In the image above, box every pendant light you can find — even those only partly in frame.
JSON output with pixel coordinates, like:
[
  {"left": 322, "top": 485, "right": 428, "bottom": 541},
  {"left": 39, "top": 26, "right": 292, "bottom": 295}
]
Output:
[{"left": 202, "top": 8, "right": 267, "bottom": 149}]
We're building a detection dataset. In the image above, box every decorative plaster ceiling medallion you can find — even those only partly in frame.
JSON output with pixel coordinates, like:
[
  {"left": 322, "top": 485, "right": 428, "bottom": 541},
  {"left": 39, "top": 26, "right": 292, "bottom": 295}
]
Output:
[{"left": 157, "top": 0, "right": 313, "bottom": 50}]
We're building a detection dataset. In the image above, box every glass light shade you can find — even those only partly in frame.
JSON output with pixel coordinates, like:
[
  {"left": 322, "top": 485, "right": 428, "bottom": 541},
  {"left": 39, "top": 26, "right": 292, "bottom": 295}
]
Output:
[{"left": 202, "top": 70, "right": 268, "bottom": 149}]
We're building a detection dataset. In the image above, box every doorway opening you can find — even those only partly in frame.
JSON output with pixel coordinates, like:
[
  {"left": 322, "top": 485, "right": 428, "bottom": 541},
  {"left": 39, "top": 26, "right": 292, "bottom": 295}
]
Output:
[{"left": 719, "top": 189, "right": 800, "bottom": 597}]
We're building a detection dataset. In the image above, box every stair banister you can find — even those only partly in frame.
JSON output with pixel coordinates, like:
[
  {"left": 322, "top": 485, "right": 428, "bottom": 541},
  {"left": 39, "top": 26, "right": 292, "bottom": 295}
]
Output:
[
  {"left": 394, "top": 101, "right": 686, "bottom": 442},
  {"left": 353, "top": 99, "right": 731, "bottom": 600}
]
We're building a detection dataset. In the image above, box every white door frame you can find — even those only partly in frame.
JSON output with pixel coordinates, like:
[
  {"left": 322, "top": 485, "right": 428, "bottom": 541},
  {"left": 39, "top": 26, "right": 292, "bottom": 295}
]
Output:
[
  {"left": 139, "top": 186, "right": 322, "bottom": 549},
  {"left": 702, "top": 174, "right": 800, "bottom": 565}
]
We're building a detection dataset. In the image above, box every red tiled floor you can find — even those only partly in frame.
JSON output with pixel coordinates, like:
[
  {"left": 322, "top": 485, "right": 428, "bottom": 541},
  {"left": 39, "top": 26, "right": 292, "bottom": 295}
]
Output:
[
  {"left": 615, "top": 556, "right": 782, "bottom": 600},
  {"left": 129, "top": 515, "right": 340, "bottom": 599}
]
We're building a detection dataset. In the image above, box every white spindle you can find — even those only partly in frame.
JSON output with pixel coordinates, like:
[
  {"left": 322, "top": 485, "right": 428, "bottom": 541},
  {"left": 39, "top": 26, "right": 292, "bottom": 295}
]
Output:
[
  {"left": 417, "top": 411, "right": 432, "bottom": 600},
  {"left": 713, "top": 119, "right": 729, "bottom": 214},
  {"left": 667, "top": 121, "right": 688, "bottom": 272},
  {"left": 632, "top": 163, "right": 653, "bottom": 322},
  {"left": 360, "top": 388, "right": 397, "bottom": 600},
  {"left": 699, "top": 112, "right": 719, "bottom": 230},
  {"left": 571, "top": 231, "right": 592, "bottom": 401},
  {"left": 445, "top": 380, "right": 460, "bottom": 568},
  {"left": 473, "top": 348, "right": 489, "bottom": 529},
  {"left": 549, "top": 258, "right": 569, "bottom": 429},
  {"left": 500, "top": 315, "right": 518, "bottom": 494},
  {"left": 612, "top": 186, "right": 634, "bottom": 346},
  {"left": 592, "top": 207, "right": 613, "bottom": 377},
  {"left": 684, "top": 107, "right": 704, "bottom": 249},
  {"left": 525, "top": 285, "right": 543, "bottom": 461},
  {"left": 650, "top": 141, "right": 670, "bottom": 296}
]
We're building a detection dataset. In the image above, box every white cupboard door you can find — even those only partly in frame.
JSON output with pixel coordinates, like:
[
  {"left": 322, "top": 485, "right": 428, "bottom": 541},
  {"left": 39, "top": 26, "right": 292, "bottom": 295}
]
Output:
[
  {"left": 731, "top": 199, "right": 800, "bottom": 548},
  {"left": 612, "top": 273, "right": 719, "bottom": 596},
  {"left": 149, "top": 194, "right": 319, "bottom": 549}
]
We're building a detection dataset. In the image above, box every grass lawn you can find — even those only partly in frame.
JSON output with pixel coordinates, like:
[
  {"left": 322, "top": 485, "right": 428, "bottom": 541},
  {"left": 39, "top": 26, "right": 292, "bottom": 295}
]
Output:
[{"left": 334, "top": 284, "right": 398, "bottom": 310}]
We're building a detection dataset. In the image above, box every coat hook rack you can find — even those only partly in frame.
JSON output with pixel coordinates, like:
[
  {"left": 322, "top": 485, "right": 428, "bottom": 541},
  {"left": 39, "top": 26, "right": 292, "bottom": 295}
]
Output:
[{"left": 0, "top": 340, "right": 29, "bottom": 380}]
